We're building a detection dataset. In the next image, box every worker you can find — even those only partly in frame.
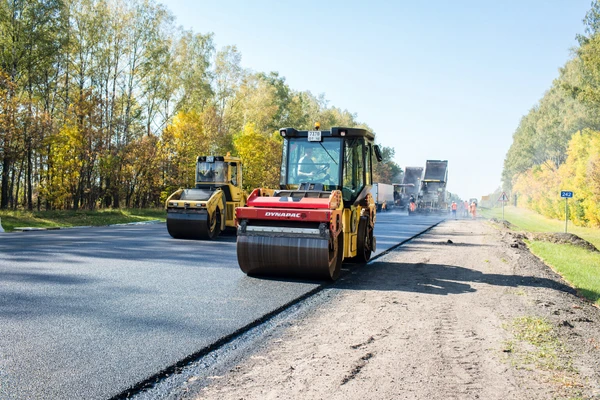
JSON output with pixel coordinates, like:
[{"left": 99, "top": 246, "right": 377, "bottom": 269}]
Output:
[
  {"left": 463, "top": 200, "right": 469, "bottom": 217},
  {"left": 198, "top": 167, "right": 215, "bottom": 182},
  {"left": 408, "top": 194, "right": 416, "bottom": 213},
  {"left": 451, "top": 201, "right": 457, "bottom": 219},
  {"left": 470, "top": 201, "right": 477, "bottom": 219},
  {"left": 298, "top": 147, "right": 317, "bottom": 178},
  {"left": 381, "top": 200, "right": 387, "bottom": 212}
]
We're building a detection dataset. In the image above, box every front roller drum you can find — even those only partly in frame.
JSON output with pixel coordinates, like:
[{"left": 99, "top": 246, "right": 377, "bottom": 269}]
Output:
[
  {"left": 166, "top": 210, "right": 220, "bottom": 240},
  {"left": 237, "top": 233, "right": 343, "bottom": 281}
]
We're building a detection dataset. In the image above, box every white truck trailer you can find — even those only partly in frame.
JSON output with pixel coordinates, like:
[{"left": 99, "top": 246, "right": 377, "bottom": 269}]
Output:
[{"left": 370, "top": 183, "right": 395, "bottom": 211}]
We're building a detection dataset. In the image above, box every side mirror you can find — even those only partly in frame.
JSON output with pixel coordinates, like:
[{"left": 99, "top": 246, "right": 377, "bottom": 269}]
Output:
[{"left": 373, "top": 145, "right": 383, "bottom": 162}]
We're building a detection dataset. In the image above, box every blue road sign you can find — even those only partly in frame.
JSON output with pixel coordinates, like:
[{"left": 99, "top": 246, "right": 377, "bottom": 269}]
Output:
[{"left": 561, "top": 191, "right": 573, "bottom": 198}]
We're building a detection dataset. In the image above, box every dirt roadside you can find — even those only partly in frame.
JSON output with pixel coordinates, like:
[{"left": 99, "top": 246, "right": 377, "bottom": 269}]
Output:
[{"left": 194, "top": 220, "right": 600, "bottom": 400}]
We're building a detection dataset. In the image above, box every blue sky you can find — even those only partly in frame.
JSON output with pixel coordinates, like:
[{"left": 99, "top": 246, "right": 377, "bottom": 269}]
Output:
[{"left": 161, "top": 0, "right": 590, "bottom": 200}]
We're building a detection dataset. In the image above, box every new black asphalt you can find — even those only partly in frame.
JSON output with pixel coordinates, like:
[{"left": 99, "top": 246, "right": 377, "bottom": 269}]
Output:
[{"left": 0, "top": 212, "right": 445, "bottom": 399}]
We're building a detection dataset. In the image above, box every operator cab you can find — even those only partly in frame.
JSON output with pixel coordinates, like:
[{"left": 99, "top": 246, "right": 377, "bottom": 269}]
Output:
[
  {"left": 197, "top": 156, "right": 229, "bottom": 183},
  {"left": 194, "top": 155, "right": 244, "bottom": 203},
  {"left": 278, "top": 126, "right": 382, "bottom": 206},
  {"left": 196, "top": 155, "right": 242, "bottom": 187}
]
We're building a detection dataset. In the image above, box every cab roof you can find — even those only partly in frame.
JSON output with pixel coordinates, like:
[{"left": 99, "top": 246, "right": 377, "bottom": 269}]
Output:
[
  {"left": 197, "top": 155, "right": 242, "bottom": 163},
  {"left": 279, "top": 126, "right": 375, "bottom": 141}
]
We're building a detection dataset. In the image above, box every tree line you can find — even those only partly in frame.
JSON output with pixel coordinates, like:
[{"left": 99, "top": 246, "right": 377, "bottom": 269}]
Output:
[
  {"left": 0, "top": 0, "right": 400, "bottom": 211},
  {"left": 502, "top": 1, "right": 600, "bottom": 226}
]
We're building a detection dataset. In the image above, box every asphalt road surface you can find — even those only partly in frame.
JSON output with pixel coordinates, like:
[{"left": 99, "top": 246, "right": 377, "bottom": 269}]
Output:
[{"left": 0, "top": 211, "right": 445, "bottom": 400}]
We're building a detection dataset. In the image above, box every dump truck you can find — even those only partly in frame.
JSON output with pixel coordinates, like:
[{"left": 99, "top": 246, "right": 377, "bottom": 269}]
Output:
[
  {"left": 417, "top": 160, "right": 448, "bottom": 213},
  {"left": 370, "top": 183, "right": 395, "bottom": 211},
  {"left": 396, "top": 166, "right": 423, "bottom": 212},
  {"left": 166, "top": 155, "right": 247, "bottom": 239},
  {"left": 235, "top": 125, "right": 383, "bottom": 281},
  {"left": 394, "top": 183, "right": 416, "bottom": 212}
]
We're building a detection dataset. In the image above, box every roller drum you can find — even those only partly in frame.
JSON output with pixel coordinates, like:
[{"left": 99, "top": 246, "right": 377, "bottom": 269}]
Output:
[
  {"left": 166, "top": 210, "right": 218, "bottom": 240},
  {"left": 237, "top": 233, "right": 341, "bottom": 280}
]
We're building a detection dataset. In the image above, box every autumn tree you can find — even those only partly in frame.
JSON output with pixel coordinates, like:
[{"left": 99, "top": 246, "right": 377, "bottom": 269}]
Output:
[
  {"left": 373, "top": 145, "right": 402, "bottom": 183},
  {"left": 502, "top": 1, "right": 600, "bottom": 225},
  {"left": 0, "top": 0, "right": 398, "bottom": 211},
  {"left": 233, "top": 123, "right": 282, "bottom": 191}
]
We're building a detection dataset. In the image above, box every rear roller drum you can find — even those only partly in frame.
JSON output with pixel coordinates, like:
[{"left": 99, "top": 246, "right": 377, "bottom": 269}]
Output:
[
  {"left": 200, "top": 208, "right": 221, "bottom": 240},
  {"left": 349, "top": 216, "right": 373, "bottom": 264},
  {"left": 328, "top": 232, "right": 343, "bottom": 280}
]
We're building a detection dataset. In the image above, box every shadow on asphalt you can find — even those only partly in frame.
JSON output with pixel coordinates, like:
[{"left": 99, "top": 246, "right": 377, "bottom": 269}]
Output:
[
  {"left": 335, "top": 261, "right": 576, "bottom": 296},
  {"left": 0, "top": 271, "right": 95, "bottom": 285},
  {"left": 0, "top": 225, "right": 239, "bottom": 265}
]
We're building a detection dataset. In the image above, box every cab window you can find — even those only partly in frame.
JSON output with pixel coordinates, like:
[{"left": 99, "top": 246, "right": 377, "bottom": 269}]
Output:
[
  {"left": 230, "top": 162, "right": 238, "bottom": 185},
  {"left": 283, "top": 138, "right": 342, "bottom": 188},
  {"left": 342, "top": 139, "right": 365, "bottom": 202},
  {"left": 365, "top": 144, "right": 372, "bottom": 186},
  {"left": 197, "top": 161, "right": 228, "bottom": 183}
]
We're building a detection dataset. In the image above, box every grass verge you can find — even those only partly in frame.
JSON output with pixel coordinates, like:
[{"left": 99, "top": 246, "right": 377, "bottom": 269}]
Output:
[
  {"left": 527, "top": 241, "right": 600, "bottom": 306},
  {"left": 481, "top": 206, "right": 600, "bottom": 307},
  {"left": 480, "top": 205, "right": 600, "bottom": 250},
  {"left": 0, "top": 208, "right": 165, "bottom": 232}
]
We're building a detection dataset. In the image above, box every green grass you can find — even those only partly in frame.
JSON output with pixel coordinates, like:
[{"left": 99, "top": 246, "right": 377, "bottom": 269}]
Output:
[
  {"left": 0, "top": 208, "right": 165, "bottom": 232},
  {"left": 480, "top": 205, "right": 600, "bottom": 251},
  {"left": 505, "top": 316, "right": 562, "bottom": 370},
  {"left": 527, "top": 241, "right": 600, "bottom": 306},
  {"left": 505, "top": 316, "right": 582, "bottom": 393},
  {"left": 481, "top": 205, "right": 600, "bottom": 307},
  {"left": 512, "top": 316, "right": 557, "bottom": 350}
]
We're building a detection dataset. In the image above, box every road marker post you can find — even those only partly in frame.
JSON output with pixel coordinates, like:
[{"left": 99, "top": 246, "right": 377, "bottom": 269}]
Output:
[
  {"left": 560, "top": 191, "right": 573, "bottom": 233},
  {"left": 498, "top": 191, "right": 509, "bottom": 220}
]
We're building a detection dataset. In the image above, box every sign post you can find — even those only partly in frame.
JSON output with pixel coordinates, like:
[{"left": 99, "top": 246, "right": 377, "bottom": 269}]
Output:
[
  {"left": 498, "top": 191, "right": 509, "bottom": 219},
  {"left": 560, "top": 191, "right": 573, "bottom": 233}
]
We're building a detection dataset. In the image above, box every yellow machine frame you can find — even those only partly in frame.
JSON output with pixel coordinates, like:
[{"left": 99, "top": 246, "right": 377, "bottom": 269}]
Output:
[{"left": 166, "top": 155, "right": 247, "bottom": 239}]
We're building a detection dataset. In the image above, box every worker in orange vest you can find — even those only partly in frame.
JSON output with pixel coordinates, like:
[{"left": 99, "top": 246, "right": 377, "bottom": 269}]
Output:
[
  {"left": 470, "top": 201, "right": 477, "bottom": 219},
  {"left": 451, "top": 201, "right": 457, "bottom": 219},
  {"left": 408, "top": 194, "right": 417, "bottom": 214},
  {"left": 463, "top": 201, "right": 469, "bottom": 217}
]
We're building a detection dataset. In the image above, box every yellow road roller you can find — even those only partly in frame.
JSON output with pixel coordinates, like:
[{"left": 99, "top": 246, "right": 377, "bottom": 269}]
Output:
[
  {"left": 235, "top": 125, "right": 383, "bottom": 280},
  {"left": 166, "top": 155, "right": 247, "bottom": 239}
]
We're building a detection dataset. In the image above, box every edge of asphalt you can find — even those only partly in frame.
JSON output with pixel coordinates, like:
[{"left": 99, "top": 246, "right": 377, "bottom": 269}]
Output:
[
  {"left": 115, "top": 218, "right": 446, "bottom": 400},
  {"left": 10, "top": 220, "right": 163, "bottom": 232}
]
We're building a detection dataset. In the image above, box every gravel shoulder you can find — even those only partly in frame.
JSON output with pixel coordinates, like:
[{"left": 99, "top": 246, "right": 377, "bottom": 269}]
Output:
[{"left": 194, "top": 219, "right": 600, "bottom": 400}]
